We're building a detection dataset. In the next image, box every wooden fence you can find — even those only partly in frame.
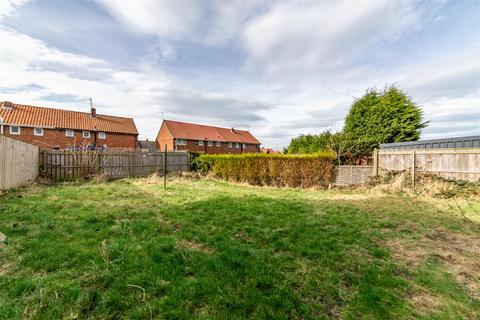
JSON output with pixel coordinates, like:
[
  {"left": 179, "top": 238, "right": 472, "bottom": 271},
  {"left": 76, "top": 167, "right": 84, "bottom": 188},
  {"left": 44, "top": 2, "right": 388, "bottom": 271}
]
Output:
[
  {"left": 333, "top": 165, "right": 373, "bottom": 186},
  {"left": 374, "top": 148, "right": 480, "bottom": 182},
  {"left": 40, "top": 150, "right": 190, "bottom": 181},
  {"left": 0, "top": 135, "right": 39, "bottom": 190}
]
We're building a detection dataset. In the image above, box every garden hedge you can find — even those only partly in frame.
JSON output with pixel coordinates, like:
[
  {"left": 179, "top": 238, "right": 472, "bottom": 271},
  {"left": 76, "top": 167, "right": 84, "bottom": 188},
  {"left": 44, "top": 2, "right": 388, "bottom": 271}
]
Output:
[{"left": 194, "top": 152, "right": 336, "bottom": 188}]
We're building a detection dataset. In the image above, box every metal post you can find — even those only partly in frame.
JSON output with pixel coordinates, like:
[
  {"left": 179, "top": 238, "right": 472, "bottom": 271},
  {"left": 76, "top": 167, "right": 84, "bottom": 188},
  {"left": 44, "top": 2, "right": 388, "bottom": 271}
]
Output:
[{"left": 164, "top": 144, "right": 167, "bottom": 189}]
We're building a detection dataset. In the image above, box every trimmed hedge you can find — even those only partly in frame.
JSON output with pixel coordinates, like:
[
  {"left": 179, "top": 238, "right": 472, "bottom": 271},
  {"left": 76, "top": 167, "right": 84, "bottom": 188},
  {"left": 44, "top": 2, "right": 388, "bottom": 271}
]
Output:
[{"left": 195, "top": 153, "right": 336, "bottom": 188}]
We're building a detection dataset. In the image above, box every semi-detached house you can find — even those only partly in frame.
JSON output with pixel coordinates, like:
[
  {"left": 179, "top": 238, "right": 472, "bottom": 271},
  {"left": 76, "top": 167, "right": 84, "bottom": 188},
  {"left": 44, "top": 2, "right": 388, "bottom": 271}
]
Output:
[
  {"left": 0, "top": 101, "right": 138, "bottom": 150},
  {"left": 156, "top": 120, "right": 261, "bottom": 154}
]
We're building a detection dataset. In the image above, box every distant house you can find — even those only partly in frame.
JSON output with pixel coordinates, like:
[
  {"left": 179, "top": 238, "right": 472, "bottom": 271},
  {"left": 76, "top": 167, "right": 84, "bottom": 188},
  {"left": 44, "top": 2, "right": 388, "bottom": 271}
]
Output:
[
  {"left": 261, "top": 147, "right": 281, "bottom": 154},
  {"left": 0, "top": 101, "right": 138, "bottom": 150},
  {"left": 137, "top": 139, "right": 157, "bottom": 152},
  {"left": 156, "top": 120, "right": 261, "bottom": 154}
]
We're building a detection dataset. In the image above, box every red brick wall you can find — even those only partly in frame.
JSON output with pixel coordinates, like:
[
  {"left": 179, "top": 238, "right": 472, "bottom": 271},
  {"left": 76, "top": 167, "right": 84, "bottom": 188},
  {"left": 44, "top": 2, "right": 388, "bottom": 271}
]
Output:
[
  {"left": 156, "top": 124, "right": 175, "bottom": 151},
  {"left": 2, "top": 125, "right": 137, "bottom": 150},
  {"left": 174, "top": 139, "right": 260, "bottom": 154}
]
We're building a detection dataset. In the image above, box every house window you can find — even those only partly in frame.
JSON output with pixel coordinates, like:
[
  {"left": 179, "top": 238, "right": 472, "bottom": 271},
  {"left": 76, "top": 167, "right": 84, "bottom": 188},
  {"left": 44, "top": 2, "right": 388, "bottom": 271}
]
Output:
[
  {"left": 10, "top": 126, "right": 20, "bottom": 135},
  {"left": 82, "top": 131, "right": 91, "bottom": 138},
  {"left": 34, "top": 127, "right": 44, "bottom": 136},
  {"left": 199, "top": 140, "right": 204, "bottom": 146},
  {"left": 66, "top": 130, "right": 74, "bottom": 137},
  {"left": 216, "top": 141, "right": 221, "bottom": 147},
  {"left": 236, "top": 143, "right": 240, "bottom": 148},
  {"left": 176, "top": 139, "right": 187, "bottom": 145},
  {"left": 98, "top": 132, "right": 106, "bottom": 140},
  {"left": 228, "top": 142, "right": 233, "bottom": 148},
  {"left": 242, "top": 143, "right": 246, "bottom": 149},
  {"left": 208, "top": 141, "right": 213, "bottom": 147}
]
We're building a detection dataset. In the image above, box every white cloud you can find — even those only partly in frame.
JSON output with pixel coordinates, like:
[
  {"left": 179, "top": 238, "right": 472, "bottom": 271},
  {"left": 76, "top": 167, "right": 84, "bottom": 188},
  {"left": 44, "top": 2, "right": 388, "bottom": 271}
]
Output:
[
  {"left": 97, "top": 0, "right": 204, "bottom": 39},
  {"left": 242, "top": 0, "right": 423, "bottom": 76},
  {"left": 0, "top": 0, "right": 30, "bottom": 21}
]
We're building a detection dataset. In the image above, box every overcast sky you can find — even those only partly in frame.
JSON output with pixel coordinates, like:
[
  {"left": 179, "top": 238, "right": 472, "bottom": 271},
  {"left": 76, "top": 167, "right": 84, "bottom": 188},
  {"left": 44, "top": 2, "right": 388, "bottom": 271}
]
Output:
[{"left": 0, "top": 0, "right": 479, "bottom": 149}]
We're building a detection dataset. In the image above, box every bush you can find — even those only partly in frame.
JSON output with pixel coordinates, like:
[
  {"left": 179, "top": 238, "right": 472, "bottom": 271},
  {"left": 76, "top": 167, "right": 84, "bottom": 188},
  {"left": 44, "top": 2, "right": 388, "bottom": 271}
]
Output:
[{"left": 195, "top": 152, "right": 336, "bottom": 188}]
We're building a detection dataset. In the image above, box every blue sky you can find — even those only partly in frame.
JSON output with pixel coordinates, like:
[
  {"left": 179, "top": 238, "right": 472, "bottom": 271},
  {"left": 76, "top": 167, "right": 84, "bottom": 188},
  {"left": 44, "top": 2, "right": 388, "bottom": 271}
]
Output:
[{"left": 0, "top": 0, "right": 479, "bottom": 149}]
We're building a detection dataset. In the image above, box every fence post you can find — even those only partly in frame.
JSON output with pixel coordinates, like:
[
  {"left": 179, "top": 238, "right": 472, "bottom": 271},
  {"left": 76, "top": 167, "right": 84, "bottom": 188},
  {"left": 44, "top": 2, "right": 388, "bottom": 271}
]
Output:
[
  {"left": 372, "top": 148, "right": 379, "bottom": 176},
  {"left": 164, "top": 145, "right": 167, "bottom": 189},
  {"left": 129, "top": 152, "right": 133, "bottom": 177},
  {"left": 411, "top": 150, "right": 416, "bottom": 188}
]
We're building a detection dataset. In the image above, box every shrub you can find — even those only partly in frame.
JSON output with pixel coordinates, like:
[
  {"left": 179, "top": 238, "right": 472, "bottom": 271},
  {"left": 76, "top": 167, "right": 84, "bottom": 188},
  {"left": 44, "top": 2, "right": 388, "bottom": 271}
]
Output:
[{"left": 195, "top": 152, "right": 336, "bottom": 188}]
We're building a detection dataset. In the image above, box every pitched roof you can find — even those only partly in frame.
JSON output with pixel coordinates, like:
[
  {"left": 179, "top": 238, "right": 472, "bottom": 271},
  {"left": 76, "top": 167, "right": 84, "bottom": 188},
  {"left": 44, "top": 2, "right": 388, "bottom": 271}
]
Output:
[
  {"left": 0, "top": 102, "right": 138, "bottom": 135},
  {"left": 261, "top": 147, "right": 281, "bottom": 154},
  {"left": 163, "top": 120, "right": 261, "bottom": 144},
  {"left": 137, "top": 140, "right": 156, "bottom": 150}
]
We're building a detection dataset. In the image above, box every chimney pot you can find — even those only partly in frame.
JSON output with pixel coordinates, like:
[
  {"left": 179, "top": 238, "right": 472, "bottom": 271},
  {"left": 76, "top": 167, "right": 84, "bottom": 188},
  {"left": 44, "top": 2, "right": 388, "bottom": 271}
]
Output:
[{"left": 91, "top": 106, "right": 96, "bottom": 118}]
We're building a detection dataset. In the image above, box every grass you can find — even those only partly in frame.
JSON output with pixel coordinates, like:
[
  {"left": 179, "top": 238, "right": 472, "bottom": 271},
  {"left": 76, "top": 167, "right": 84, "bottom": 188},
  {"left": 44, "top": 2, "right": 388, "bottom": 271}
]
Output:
[{"left": 0, "top": 177, "right": 479, "bottom": 319}]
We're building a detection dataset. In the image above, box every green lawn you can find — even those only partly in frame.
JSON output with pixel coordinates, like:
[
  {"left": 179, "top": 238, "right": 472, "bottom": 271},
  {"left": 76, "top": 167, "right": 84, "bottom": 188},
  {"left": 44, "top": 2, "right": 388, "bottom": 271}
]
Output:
[{"left": 0, "top": 177, "right": 479, "bottom": 319}]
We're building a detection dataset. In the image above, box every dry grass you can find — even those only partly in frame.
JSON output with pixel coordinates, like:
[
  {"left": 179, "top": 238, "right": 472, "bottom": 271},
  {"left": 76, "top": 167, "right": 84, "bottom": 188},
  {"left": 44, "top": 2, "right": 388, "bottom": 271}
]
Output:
[
  {"left": 176, "top": 240, "right": 214, "bottom": 254},
  {"left": 368, "top": 171, "right": 480, "bottom": 199},
  {"left": 384, "top": 228, "right": 480, "bottom": 299}
]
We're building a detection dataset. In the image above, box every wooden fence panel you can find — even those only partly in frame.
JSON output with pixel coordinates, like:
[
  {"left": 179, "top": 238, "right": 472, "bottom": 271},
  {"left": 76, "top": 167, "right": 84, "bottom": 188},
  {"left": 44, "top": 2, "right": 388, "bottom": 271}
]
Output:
[
  {"left": 0, "top": 135, "right": 39, "bottom": 190},
  {"left": 41, "top": 150, "right": 189, "bottom": 181},
  {"left": 377, "top": 149, "right": 480, "bottom": 182},
  {"left": 333, "top": 165, "right": 373, "bottom": 186}
]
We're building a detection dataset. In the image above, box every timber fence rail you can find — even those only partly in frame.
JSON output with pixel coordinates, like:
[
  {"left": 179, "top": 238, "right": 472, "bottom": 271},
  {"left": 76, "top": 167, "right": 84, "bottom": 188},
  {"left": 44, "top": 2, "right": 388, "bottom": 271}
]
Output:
[
  {"left": 0, "top": 135, "right": 39, "bottom": 190},
  {"left": 40, "top": 150, "right": 190, "bottom": 181}
]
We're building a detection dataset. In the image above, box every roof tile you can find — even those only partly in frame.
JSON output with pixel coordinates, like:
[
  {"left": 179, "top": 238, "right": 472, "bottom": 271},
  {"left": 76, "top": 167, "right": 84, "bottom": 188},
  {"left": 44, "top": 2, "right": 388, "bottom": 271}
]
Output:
[
  {"left": 164, "top": 120, "right": 260, "bottom": 144},
  {"left": 0, "top": 102, "right": 138, "bottom": 135}
]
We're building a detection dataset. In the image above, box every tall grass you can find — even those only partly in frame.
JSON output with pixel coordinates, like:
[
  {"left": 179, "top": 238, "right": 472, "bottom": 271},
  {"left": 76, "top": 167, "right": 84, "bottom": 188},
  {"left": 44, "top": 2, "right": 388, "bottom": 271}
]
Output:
[{"left": 195, "top": 152, "right": 336, "bottom": 187}]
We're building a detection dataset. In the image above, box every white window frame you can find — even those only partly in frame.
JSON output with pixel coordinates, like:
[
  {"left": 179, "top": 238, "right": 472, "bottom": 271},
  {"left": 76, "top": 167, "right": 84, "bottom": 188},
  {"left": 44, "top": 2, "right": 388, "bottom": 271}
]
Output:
[
  {"left": 34, "top": 127, "right": 44, "bottom": 136},
  {"left": 98, "top": 132, "right": 106, "bottom": 140},
  {"left": 10, "top": 126, "right": 20, "bottom": 135},
  {"left": 66, "top": 130, "right": 74, "bottom": 137},
  {"left": 228, "top": 142, "right": 233, "bottom": 148},
  {"left": 242, "top": 143, "right": 246, "bottom": 149},
  {"left": 236, "top": 143, "right": 240, "bottom": 148},
  {"left": 216, "top": 141, "right": 221, "bottom": 147},
  {"left": 199, "top": 140, "right": 204, "bottom": 146},
  {"left": 82, "top": 131, "right": 91, "bottom": 138},
  {"left": 208, "top": 141, "right": 213, "bottom": 147},
  {"left": 176, "top": 139, "right": 187, "bottom": 146}
]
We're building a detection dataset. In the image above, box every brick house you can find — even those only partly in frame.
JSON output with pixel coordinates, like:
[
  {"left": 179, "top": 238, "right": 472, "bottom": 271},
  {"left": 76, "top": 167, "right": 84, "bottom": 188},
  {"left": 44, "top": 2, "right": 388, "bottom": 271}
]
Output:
[
  {"left": 0, "top": 101, "right": 138, "bottom": 150},
  {"left": 156, "top": 120, "right": 261, "bottom": 154}
]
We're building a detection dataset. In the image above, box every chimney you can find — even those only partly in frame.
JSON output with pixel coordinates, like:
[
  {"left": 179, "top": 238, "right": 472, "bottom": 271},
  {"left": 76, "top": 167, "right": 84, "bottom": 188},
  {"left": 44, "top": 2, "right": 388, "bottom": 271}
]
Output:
[
  {"left": 1, "top": 101, "right": 14, "bottom": 110},
  {"left": 231, "top": 127, "right": 235, "bottom": 133},
  {"left": 91, "top": 106, "right": 96, "bottom": 118}
]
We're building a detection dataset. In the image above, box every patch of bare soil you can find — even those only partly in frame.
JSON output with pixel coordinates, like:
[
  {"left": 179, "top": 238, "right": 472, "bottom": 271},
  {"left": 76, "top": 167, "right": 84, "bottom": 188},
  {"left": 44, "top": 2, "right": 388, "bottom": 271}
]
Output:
[
  {"left": 176, "top": 240, "right": 214, "bottom": 254},
  {"left": 384, "top": 228, "right": 480, "bottom": 300},
  {"left": 410, "top": 288, "right": 442, "bottom": 315}
]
